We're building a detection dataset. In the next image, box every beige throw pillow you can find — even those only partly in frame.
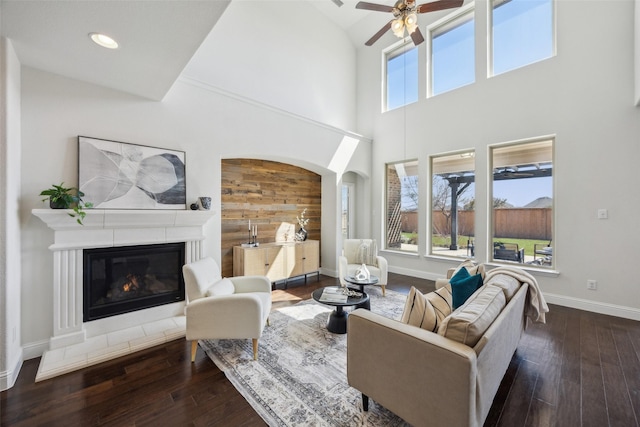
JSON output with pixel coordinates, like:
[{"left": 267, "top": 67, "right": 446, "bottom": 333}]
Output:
[
  {"left": 438, "top": 284, "right": 506, "bottom": 347},
  {"left": 451, "top": 260, "right": 486, "bottom": 279},
  {"left": 401, "top": 287, "right": 438, "bottom": 332},
  {"left": 356, "top": 240, "right": 378, "bottom": 267},
  {"left": 427, "top": 285, "right": 453, "bottom": 322}
]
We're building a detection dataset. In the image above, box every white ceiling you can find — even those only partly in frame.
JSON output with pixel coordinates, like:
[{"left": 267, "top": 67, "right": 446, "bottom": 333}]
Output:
[
  {"left": 1, "top": 0, "right": 232, "bottom": 100},
  {"left": 0, "top": 0, "right": 450, "bottom": 101}
]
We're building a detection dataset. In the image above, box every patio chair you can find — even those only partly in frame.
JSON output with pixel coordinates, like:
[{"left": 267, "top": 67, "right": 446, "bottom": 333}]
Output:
[{"left": 493, "top": 242, "right": 525, "bottom": 263}]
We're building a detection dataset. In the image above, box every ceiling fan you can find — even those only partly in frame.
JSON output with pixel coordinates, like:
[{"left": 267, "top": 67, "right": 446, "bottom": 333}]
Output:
[{"left": 356, "top": 0, "right": 464, "bottom": 46}]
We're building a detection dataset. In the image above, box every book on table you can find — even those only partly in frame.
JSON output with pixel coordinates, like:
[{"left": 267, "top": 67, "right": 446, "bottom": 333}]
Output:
[{"left": 319, "top": 287, "right": 348, "bottom": 303}]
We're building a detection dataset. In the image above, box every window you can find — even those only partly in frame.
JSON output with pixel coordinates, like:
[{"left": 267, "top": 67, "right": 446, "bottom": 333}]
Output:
[
  {"left": 386, "top": 160, "right": 419, "bottom": 252},
  {"left": 385, "top": 42, "right": 418, "bottom": 111},
  {"left": 341, "top": 183, "right": 355, "bottom": 240},
  {"left": 490, "top": 138, "right": 553, "bottom": 267},
  {"left": 491, "top": 0, "right": 554, "bottom": 76},
  {"left": 428, "top": 6, "right": 475, "bottom": 96},
  {"left": 430, "top": 151, "right": 476, "bottom": 258}
]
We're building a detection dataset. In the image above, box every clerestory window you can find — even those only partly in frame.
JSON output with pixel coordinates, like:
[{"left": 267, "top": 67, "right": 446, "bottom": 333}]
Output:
[
  {"left": 490, "top": 0, "right": 555, "bottom": 76},
  {"left": 428, "top": 4, "right": 475, "bottom": 97},
  {"left": 384, "top": 42, "right": 418, "bottom": 111}
]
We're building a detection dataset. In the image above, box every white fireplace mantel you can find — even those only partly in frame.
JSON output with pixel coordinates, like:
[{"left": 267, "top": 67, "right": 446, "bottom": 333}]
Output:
[
  {"left": 32, "top": 208, "right": 215, "bottom": 350},
  {"left": 32, "top": 209, "right": 215, "bottom": 250}
]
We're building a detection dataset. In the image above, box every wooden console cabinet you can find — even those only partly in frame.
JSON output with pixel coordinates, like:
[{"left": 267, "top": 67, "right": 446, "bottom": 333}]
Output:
[{"left": 233, "top": 240, "right": 319, "bottom": 286}]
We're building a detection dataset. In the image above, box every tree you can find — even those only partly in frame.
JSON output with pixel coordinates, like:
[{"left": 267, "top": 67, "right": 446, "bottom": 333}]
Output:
[
  {"left": 431, "top": 175, "right": 472, "bottom": 237},
  {"left": 401, "top": 175, "right": 418, "bottom": 211},
  {"left": 463, "top": 197, "right": 509, "bottom": 210}
]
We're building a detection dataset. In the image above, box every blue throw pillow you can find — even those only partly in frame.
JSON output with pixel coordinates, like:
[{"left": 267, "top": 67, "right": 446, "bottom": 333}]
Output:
[{"left": 450, "top": 267, "right": 483, "bottom": 309}]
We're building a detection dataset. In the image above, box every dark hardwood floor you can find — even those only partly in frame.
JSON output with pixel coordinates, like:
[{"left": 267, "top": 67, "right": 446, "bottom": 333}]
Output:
[{"left": 2, "top": 273, "right": 640, "bottom": 426}]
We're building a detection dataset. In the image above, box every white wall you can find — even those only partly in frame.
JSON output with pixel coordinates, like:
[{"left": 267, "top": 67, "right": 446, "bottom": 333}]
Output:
[
  {"left": 636, "top": 0, "right": 640, "bottom": 105},
  {"left": 0, "top": 36, "right": 23, "bottom": 390},
  {"left": 15, "top": 0, "right": 366, "bottom": 356},
  {"left": 182, "top": 0, "right": 358, "bottom": 132},
  {"left": 19, "top": 67, "right": 368, "bottom": 351},
  {"left": 357, "top": 0, "right": 640, "bottom": 318}
]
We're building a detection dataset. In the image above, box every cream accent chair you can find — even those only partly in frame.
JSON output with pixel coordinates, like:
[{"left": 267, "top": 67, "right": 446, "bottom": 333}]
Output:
[
  {"left": 182, "top": 257, "right": 272, "bottom": 361},
  {"left": 339, "top": 239, "right": 388, "bottom": 296}
]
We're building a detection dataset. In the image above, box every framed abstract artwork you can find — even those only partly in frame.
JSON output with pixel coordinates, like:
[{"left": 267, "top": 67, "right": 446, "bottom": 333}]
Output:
[{"left": 78, "top": 136, "right": 186, "bottom": 209}]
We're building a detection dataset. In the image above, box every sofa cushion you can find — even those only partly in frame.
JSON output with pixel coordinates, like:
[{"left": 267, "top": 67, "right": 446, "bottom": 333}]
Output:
[
  {"left": 205, "top": 278, "right": 235, "bottom": 297},
  {"left": 438, "top": 284, "right": 506, "bottom": 347},
  {"left": 450, "top": 267, "right": 484, "bottom": 309},
  {"left": 484, "top": 273, "right": 520, "bottom": 301},
  {"left": 401, "top": 287, "right": 438, "bottom": 332}
]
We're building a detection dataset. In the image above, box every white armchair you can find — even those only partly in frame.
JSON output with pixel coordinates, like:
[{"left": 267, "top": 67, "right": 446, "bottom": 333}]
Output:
[
  {"left": 182, "top": 257, "right": 272, "bottom": 361},
  {"left": 339, "top": 239, "right": 388, "bottom": 296}
]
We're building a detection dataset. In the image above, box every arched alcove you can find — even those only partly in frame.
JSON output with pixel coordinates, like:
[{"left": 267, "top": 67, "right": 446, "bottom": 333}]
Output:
[{"left": 221, "top": 158, "right": 322, "bottom": 277}]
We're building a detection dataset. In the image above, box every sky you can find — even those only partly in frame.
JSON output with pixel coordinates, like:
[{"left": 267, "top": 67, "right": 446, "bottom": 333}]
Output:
[
  {"left": 493, "top": 176, "right": 553, "bottom": 207},
  {"left": 424, "top": 175, "right": 552, "bottom": 210}
]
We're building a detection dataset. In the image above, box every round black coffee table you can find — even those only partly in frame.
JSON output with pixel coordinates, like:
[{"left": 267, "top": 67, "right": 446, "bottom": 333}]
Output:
[
  {"left": 312, "top": 286, "right": 369, "bottom": 334},
  {"left": 344, "top": 275, "right": 379, "bottom": 310}
]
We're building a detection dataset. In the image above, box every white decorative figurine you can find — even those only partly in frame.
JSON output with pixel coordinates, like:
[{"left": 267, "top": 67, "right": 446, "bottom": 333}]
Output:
[{"left": 354, "top": 263, "right": 370, "bottom": 281}]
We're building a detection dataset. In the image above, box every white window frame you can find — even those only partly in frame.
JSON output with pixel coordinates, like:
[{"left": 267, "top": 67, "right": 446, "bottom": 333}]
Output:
[
  {"left": 488, "top": 0, "right": 557, "bottom": 77},
  {"left": 428, "top": 149, "right": 476, "bottom": 259},
  {"left": 342, "top": 182, "right": 355, "bottom": 240},
  {"left": 385, "top": 159, "right": 419, "bottom": 253},
  {"left": 427, "top": 2, "right": 476, "bottom": 98},
  {"left": 488, "top": 135, "right": 555, "bottom": 268},
  {"left": 382, "top": 38, "right": 418, "bottom": 112}
]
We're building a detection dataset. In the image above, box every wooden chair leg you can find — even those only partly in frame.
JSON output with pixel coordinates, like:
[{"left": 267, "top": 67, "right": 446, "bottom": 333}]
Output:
[
  {"left": 362, "top": 394, "right": 369, "bottom": 411},
  {"left": 252, "top": 338, "right": 258, "bottom": 360},
  {"left": 266, "top": 317, "right": 270, "bottom": 326},
  {"left": 381, "top": 285, "right": 386, "bottom": 296},
  {"left": 191, "top": 341, "right": 198, "bottom": 363}
]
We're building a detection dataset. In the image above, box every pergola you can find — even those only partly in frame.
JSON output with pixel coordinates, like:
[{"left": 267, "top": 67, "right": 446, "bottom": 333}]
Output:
[{"left": 433, "top": 140, "right": 553, "bottom": 250}]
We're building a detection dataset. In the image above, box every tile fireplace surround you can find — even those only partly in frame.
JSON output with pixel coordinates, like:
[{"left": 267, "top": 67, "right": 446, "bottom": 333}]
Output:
[{"left": 32, "top": 209, "right": 214, "bottom": 381}]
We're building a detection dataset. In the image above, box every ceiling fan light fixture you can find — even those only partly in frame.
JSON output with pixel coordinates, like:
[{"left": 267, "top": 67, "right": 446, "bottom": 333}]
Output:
[
  {"left": 89, "top": 32, "right": 118, "bottom": 49},
  {"left": 391, "top": 18, "right": 405, "bottom": 37},
  {"left": 405, "top": 12, "right": 418, "bottom": 34}
]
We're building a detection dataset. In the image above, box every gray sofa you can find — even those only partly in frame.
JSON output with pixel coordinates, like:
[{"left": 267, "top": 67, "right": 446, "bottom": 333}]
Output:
[{"left": 347, "top": 267, "right": 533, "bottom": 427}]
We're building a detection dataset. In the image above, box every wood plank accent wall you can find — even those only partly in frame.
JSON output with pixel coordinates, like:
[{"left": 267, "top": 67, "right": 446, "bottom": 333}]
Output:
[{"left": 221, "top": 159, "right": 322, "bottom": 277}]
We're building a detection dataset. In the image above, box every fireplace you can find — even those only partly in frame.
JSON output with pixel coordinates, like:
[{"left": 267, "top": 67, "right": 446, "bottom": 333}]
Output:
[{"left": 83, "top": 242, "right": 185, "bottom": 321}]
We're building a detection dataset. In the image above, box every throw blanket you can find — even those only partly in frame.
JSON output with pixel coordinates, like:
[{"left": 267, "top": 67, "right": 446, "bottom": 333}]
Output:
[{"left": 484, "top": 266, "right": 549, "bottom": 323}]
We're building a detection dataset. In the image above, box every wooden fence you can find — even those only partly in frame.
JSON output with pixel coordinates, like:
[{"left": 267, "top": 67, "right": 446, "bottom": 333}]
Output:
[{"left": 402, "top": 208, "right": 552, "bottom": 240}]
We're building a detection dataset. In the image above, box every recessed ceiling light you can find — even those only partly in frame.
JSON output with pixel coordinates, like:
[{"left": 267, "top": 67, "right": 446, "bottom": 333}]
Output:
[{"left": 89, "top": 33, "right": 119, "bottom": 49}]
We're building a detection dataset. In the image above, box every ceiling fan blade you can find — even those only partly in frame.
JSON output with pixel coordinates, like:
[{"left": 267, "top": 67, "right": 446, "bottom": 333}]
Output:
[
  {"left": 410, "top": 27, "right": 425, "bottom": 45},
  {"left": 417, "top": 0, "right": 464, "bottom": 13},
  {"left": 356, "top": 1, "right": 395, "bottom": 13},
  {"left": 365, "top": 20, "right": 393, "bottom": 46}
]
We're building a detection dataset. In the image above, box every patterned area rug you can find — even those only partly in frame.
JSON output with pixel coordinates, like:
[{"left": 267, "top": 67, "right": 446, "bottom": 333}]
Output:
[{"left": 200, "top": 287, "right": 411, "bottom": 426}]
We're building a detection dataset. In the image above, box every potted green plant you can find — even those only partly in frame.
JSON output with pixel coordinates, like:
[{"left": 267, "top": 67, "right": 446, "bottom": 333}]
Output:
[{"left": 39, "top": 183, "right": 93, "bottom": 225}]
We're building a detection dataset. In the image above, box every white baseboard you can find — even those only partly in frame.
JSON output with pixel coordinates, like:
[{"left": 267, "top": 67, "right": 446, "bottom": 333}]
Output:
[
  {"left": 310, "top": 267, "right": 640, "bottom": 321},
  {"left": 388, "top": 268, "right": 640, "bottom": 321},
  {"left": 0, "top": 350, "right": 23, "bottom": 391},
  {"left": 319, "top": 267, "right": 337, "bottom": 278},
  {"left": 544, "top": 293, "right": 640, "bottom": 321},
  {"left": 388, "top": 265, "right": 444, "bottom": 282},
  {"left": 22, "top": 339, "right": 49, "bottom": 360}
]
